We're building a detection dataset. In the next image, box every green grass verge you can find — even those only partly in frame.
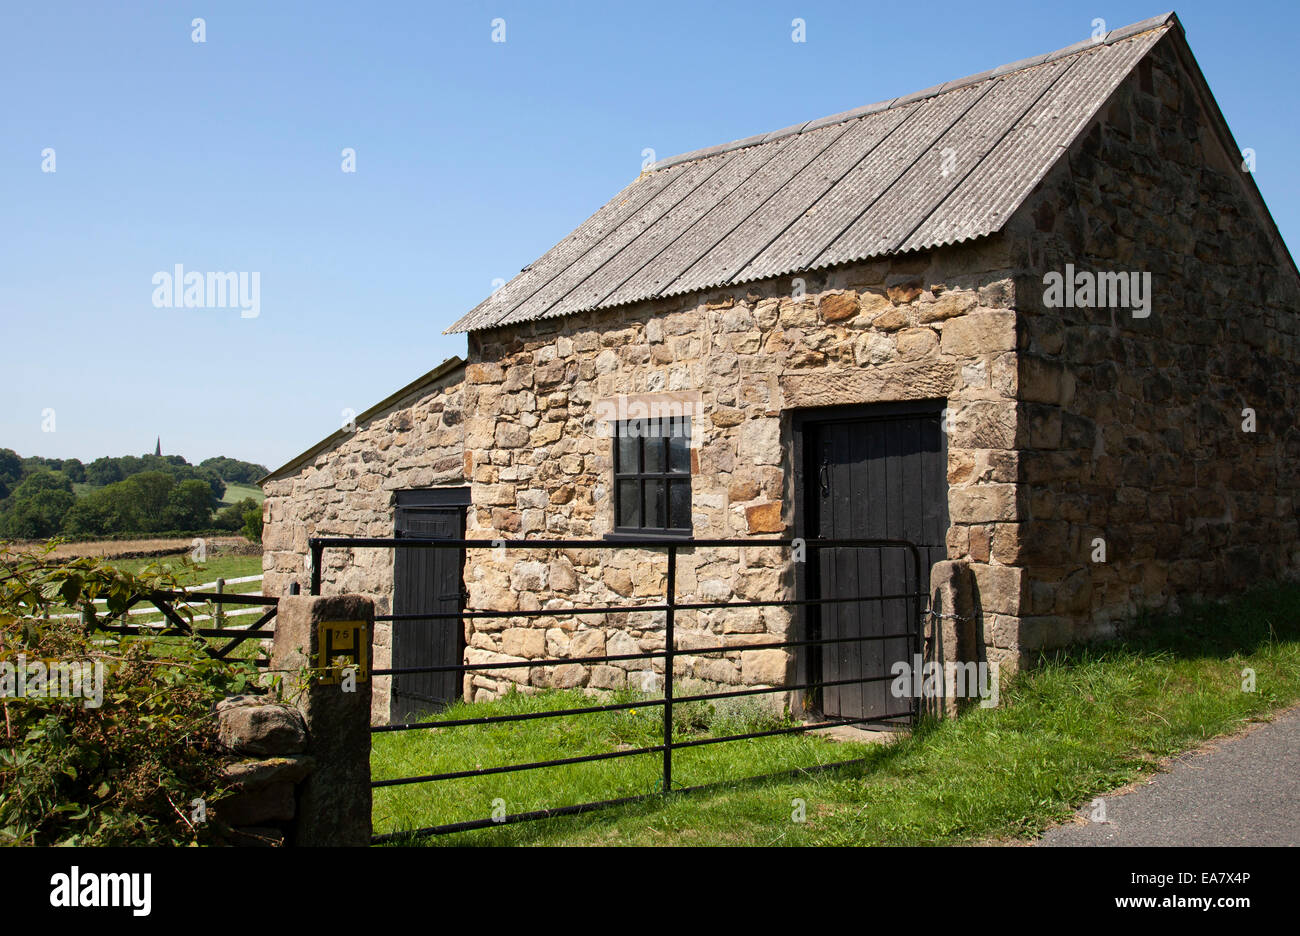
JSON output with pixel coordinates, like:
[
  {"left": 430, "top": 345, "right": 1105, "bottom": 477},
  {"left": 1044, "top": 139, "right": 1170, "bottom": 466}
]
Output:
[{"left": 372, "top": 582, "right": 1300, "bottom": 846}]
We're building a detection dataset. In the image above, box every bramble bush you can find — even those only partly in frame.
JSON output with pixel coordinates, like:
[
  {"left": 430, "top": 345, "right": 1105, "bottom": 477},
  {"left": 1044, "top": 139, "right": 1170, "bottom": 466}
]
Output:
[{"left": 0, "top": 543, "right": 260, "bottom": 845}]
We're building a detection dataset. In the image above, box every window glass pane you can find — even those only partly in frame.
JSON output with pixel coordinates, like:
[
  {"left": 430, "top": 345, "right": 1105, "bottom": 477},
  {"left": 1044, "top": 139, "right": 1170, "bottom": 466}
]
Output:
[
  {"left": 667, "top": 426, "right": 690, "bottom": 474},
  {"left": 627, "top": 417, "right": 651, "bottom": 442},
  {"left": 644, "top": 431, "right": 665, "bottom": 472},
  {"left": 669, "top": 480, "right": 691, "bottom": 530},
  {"left": 618, "top": 480, "right": 641, "bottom": 528},
  {"left": 644, "top": 480, "right": 665, "bottom": 529},
  {"left": 616, "top": 430, "right": 639, "bottom": 474}
]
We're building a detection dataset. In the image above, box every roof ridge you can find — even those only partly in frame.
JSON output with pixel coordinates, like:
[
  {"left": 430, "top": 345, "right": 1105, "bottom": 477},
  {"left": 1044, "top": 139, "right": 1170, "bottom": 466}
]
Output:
[{"left": 650, "top": 12, "right": 1179, "bottom": 172}]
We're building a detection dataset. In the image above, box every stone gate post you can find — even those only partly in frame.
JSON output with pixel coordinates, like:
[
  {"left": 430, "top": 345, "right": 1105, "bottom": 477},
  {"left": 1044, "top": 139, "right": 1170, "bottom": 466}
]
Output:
[{"left": 272, "top": 594, "right": 375, "bottom": 846}]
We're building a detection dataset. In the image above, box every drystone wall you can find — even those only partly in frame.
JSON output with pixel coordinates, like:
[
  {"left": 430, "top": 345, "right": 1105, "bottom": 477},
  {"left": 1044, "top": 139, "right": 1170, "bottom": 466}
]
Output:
[
  {"left": 260, "top": 370, "right": 466, "bottom": 722},
  {"left": 1005, "top": 33, "right": 1300, "bottom": 649},
  {"left": 456, "top": 241, "right": 1025, "bottom": 701}
]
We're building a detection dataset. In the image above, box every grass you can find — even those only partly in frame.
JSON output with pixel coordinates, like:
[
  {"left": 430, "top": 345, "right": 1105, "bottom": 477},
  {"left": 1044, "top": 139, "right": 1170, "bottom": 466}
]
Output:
[
  {"left": 372, "top": 688, "right": 864, "bottom": 843},
  {"left": 108, "top": 553, "right": 262, "bottom": 587},
  {"left": 371, "top": 582, "right": 1300, "bottom": 846},
  {"left": 68, "top": 480, "right": 263, "bottom": 507},
  {"left": 219, "top": 482, "right": 264, "bottom": 507},
  {"left": 92, "top": 554, "right": 266, "bottom": 632}
]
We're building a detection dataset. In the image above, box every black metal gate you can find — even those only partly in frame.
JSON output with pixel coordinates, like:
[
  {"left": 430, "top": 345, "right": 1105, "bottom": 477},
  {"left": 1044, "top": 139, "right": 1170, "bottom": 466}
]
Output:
[{"left": 309, "top": 534, "right": 927, "bottom": 842}]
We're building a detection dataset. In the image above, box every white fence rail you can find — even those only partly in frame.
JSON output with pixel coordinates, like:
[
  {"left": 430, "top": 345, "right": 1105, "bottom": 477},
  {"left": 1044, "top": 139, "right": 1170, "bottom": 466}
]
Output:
[{"left": 52, "top": 573, "right": 265, "bottom": 622}]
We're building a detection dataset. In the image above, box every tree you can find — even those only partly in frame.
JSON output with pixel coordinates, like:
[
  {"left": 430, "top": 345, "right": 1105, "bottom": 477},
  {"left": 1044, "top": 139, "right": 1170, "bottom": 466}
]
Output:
[
  {"left": 0, "top": 449, "right": 24, "bottom": 488},
  {"left": 118, "top": 472, "right": 175, "bottom": 532},
  {"left": 85, "top": 457, "right": 122, "bottom": 486},
  {"left": 62, "top": 459, "right": 85, "bottom": 483},
  {"left": 163, "top": 479, "right": 215, "bottom": 530},
  {"left": 215, "top": 497, "right": 257, "bottom": 531},
  {"left": 197, "top": 468, "right": 226, "bottom": 502},
  {"left": 0, "top": 471, "right": 75, "bottom": 539},
  {"left": 199, "top": 457, "right": 269, "bottom": 484},
  {"left": 242, "top": 505, "right": 263, "bottom": 543},
  {"left": 62, "top": 495, "right": 116, "bottom": 538}
]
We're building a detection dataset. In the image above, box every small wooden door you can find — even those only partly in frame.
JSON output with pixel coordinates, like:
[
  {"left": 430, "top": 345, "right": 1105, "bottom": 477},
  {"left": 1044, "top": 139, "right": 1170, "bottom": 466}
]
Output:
[
  {"left": 392, "top": 490, "right": 468, "bottom": 719},
  {"left": 800, "top": 404, "right": 948, "bottom": 723}
]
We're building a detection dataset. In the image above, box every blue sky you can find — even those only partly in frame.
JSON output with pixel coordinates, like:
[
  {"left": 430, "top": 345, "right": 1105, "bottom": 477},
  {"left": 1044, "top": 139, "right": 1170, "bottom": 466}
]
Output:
[{"left": 2, "top": 0, "right": 1296, "bottom": 472}]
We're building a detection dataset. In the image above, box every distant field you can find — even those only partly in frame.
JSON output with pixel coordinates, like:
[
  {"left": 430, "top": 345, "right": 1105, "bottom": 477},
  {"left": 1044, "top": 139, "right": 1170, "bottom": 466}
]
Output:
[
  {"left": 109, "top": 552, "right": 264, "bottom": 588},
  {"left": 32, "top": 535, "right": 257, "bottom": 560},
  {"left": 68, "top": 479, "right": 264, "bottom": 507},
  {"left": 220, "top": 482, "right": 265, "bottom": 507}
]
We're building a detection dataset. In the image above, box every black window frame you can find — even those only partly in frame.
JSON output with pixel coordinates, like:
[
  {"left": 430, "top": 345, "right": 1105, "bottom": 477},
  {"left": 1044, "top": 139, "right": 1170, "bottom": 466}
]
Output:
[{"left": 610, "top": 415, "right": 693, "bottom": 538}]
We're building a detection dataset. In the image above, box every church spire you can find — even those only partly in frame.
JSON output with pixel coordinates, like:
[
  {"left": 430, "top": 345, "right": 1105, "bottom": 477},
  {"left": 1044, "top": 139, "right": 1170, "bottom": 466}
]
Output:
[{"left": 155, "top": 437, "right": 161, "bottom": 457}]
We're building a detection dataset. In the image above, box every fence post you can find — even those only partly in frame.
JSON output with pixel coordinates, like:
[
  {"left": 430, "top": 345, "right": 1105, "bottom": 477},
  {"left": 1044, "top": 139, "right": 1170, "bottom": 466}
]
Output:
[
  {"left": 309, "top": 540, "right": 323, "bottom": 595},
  {"left": 662, "top": 544, "right": 676, "bottom": 795},
  {"left": 926, "top": 560, "right": 977, "bottom": 717},
  {"left": 272, "top": 594, "right": 374, "bottom": 846},
  {"left": 215, "top": 578, "right": 225, "bottom": 629}
]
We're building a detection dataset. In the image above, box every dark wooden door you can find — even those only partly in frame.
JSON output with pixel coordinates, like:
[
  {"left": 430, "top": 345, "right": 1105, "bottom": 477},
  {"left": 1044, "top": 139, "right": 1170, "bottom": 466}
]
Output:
[
  {"left": 802, "top": 406, "right": 948, "bottom": 722},
  {"left": 392, "top": 494, "right": 466, "bottom": 719}
]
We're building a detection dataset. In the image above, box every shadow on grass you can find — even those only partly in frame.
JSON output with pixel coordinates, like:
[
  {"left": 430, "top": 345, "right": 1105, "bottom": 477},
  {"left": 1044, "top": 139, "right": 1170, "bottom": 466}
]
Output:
[
  {"left": 377, "top": 581, "right": 1300, "bottom": 846},
  {"left": 376, "top": 730, "right": 927, "bottom": 847},
  {"left": 1035, "top": 581, "right": 1300, "bottom": 665}
]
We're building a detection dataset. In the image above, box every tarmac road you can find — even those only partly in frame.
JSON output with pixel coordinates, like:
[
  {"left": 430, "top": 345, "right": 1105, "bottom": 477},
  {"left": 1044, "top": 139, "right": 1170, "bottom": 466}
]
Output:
[{"left": 1038, "top": 707, "right": 1300, "bottom": 847}]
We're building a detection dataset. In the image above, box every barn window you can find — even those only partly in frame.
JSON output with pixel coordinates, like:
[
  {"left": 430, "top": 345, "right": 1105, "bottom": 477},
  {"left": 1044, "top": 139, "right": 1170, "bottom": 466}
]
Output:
[{"left": 612, "top": 415, "right": 692, "bottom": 536}]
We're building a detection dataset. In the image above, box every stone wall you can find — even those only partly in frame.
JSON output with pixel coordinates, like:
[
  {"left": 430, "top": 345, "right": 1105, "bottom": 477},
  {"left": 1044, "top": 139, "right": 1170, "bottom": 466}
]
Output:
[
  {"left": 213, "top": 695, "right": 313, "bottom": 846},
  {"left": 1005, "top": 32, "right": 1300, "bottom": 650},
  {"left": 458, "top": 240, "right": 1025, "bottom": 699},
  {"left": 260, "top": 367, "right": 466, "bottom": 722}
]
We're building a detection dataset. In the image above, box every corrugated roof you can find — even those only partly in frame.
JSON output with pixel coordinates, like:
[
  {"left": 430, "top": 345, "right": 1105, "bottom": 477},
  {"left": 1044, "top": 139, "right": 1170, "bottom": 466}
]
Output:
[{"left": 448, "top": 13, "right": 1178, "bottom": 334}]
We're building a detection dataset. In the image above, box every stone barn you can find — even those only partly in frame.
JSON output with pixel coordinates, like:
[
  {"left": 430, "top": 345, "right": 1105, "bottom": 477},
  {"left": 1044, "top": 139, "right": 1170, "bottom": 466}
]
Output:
[{"left": 261, "top": 12, "right": 1300, "bottom": 725}]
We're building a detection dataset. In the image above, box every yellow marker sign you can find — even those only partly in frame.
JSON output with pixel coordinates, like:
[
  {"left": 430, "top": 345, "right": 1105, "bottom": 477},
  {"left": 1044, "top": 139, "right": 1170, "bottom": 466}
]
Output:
[{"left": 316, "top": 621, "right": 368, "bottom": 685}]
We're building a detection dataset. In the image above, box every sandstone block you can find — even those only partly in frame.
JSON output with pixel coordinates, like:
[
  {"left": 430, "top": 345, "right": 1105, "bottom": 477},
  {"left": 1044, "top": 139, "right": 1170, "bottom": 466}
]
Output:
[
  {"left": 589, "top": 665, "right": 626, "bottom": 689},
  {"left": 870, "top": 307, "right": 908, "bottom": 331},
  {"left": 970, "top": 564, "right": 1024, "bottom": 616},
  {"left": 570, "top": 629, "right": 606, "bottom": 659},
  {"left": 917, "top": 291, "right": 976, "bottom": 323},
  {"left": 948, "top": 484, "right": 1020, "bottom": 523},
  {"left": 221, "top": 755, "right": 315, "bottom": 789},
  {"left": 552, "top": 664, "right": 587, "bottom": 688},
  {"left": 217, "top": 697, "right": 308, "bottom": 757},
  {"left": 940, "top": 310, "right": 1016, "bottom": 356},
  {"left": 501, "top": 627, "right": 546, "bottom": 658},
  {"left": 741, "top": 650, "right": 788, "bottom": 686},
  {"left": 214, "top": 782, "right": 296, "bottom": 827},
  {"left": 711, "top": 406, "right": 745, "bottom": 427},
  {"left": 467, "top": 362, "right": 504, "bottom": 384},
  {"left": 896, "top": 327, "right": 939, "bottom": 361},
  {"left": 819, "top": 292, "right": 859, "bottom": 322},
  {"left": 745, "top": 502, "right": 784, "bottom": 533},
  {"left": 1019, "top": 356, "right": 1077, "bottom": 406},
  {"left": 886, "top": 279, "right": 923, "bottom": 304}
]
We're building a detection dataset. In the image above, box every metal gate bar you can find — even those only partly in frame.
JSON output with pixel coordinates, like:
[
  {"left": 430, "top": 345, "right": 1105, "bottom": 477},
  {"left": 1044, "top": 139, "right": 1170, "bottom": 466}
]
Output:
[{"left": 309, "top": 535, "right": 925, "bottom": 841}]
